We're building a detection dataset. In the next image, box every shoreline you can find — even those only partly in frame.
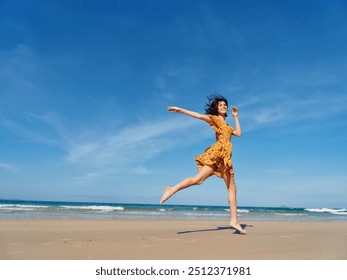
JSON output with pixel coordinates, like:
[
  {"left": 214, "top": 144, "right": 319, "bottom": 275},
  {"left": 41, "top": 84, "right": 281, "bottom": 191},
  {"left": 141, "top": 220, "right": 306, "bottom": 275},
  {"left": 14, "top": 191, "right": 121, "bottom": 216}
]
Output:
[
  {"left": 1, "top": 218, "right": 347, "bottom": 260},
  {"left": 1, "top": 200, "right": 347, "bottom": 222}
]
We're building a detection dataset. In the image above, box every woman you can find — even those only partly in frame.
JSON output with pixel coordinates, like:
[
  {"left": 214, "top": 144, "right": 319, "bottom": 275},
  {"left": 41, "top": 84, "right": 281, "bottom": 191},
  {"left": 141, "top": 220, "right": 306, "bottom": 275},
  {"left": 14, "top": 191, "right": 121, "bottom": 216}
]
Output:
[{"left": 160, "top": 95, "right": 246, "bottom": 234}]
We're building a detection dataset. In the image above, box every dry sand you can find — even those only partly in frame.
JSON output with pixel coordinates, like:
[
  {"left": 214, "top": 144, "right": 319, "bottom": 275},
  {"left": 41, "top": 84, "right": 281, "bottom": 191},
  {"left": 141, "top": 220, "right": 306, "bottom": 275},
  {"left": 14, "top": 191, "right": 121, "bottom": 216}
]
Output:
[{"left": 1, "top": 219, "right": 346, "bottom": 260}]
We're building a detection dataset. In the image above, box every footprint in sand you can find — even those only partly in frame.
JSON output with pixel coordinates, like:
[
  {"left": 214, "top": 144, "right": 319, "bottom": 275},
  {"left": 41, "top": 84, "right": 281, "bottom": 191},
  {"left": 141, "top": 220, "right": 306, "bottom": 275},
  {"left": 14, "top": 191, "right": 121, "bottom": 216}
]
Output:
[
  {"left": 61, "top": 237, "right": 72, "bottom": 243},
  {"left": 60, "top": 239, "right": 99, "bottom": 248}
]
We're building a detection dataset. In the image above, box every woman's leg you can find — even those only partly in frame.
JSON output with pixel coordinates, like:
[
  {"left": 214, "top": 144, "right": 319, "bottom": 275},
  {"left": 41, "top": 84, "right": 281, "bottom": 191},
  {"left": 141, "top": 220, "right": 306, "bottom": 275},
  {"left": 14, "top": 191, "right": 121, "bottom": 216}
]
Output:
[
  {"left": 222, "top": 170, "right": 246, "bottom": 234},
  {"left": 160, "top": 165, "right": 214, "bottom": 204}
]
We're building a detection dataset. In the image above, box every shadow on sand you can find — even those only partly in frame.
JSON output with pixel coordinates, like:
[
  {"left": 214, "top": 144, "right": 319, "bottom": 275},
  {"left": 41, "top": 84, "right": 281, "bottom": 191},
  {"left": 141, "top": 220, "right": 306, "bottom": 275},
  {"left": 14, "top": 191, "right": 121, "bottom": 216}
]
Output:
[{"left": 177, "top": 224, "right": 253, "bottom": 235}]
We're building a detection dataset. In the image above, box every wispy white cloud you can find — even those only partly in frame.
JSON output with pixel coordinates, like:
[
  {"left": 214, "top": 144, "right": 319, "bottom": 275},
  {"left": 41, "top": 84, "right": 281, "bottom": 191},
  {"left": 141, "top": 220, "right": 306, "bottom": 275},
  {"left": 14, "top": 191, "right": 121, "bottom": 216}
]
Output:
[
  {"left": 67, "top": 116, "right": 199, "bottom": 170},
  {"left": 64, "top": 115, "right": 209, "bottom": 185},
  {"left": 253, "top": 106, "right": 285, "bottom": 124},
  {"left": 0, "top": 162, "right": 18, "bottom": 172},
  {"left": 2, "top": 106, "right": 205, "bottom": 184},
  {"left": 0, "top": 113, "right": 64, "bottom": 146},
  {"left": 238, "top": 91, "right": 347, "bottom": 131}
]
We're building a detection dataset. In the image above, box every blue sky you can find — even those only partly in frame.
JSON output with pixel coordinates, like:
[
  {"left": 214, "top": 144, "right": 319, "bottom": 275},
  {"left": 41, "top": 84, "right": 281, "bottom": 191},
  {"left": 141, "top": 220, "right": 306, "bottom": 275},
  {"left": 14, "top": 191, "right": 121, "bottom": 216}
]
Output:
[{"left": 1, "top": 0, "right": 346, "bottom": 208}]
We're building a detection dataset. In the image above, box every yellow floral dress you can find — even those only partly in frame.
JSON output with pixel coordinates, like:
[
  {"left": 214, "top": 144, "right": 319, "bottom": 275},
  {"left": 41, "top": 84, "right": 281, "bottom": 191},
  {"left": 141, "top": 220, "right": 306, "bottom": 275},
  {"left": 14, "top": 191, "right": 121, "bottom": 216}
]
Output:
[{"left": 194, "top": 114, "right": 235, "bottom": 177}]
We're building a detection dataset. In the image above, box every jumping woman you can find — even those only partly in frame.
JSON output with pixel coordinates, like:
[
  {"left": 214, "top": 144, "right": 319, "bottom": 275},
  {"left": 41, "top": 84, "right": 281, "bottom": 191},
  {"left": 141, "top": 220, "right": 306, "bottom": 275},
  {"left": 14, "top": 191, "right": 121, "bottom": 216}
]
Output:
[{"left": 160, "top": 95, "right": 246, "bottom": 234}]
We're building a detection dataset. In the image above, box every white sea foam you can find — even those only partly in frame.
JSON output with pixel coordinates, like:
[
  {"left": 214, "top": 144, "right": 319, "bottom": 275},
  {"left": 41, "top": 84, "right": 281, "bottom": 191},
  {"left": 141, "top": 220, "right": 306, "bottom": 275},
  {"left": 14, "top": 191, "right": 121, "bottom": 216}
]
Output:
[
  {"left": 274, "top": 213, "right": 307, "bottom": 216},
  {"left": 305, "top": 208, "right": 347, "bottom": 215},
  {"left": 0, "top": 204, "right": 49, "bottom": 211},
  {"left": 0, "top": 207, "right": 34, "bottom": 211},
  {"left": 125, "top": 211, "right": 164, "bottom": 216},
  {"left": 59, "top": 206, "right": 124, "bottom": 212},
  {"left": 224, "top": 209, "right": 250, "bottom": 213},
  {"left": 183, "top": 212, "right": 228, "bottom": 217},
  {"left": 0, "top": 204, "right": 48, "bottom": 209}
]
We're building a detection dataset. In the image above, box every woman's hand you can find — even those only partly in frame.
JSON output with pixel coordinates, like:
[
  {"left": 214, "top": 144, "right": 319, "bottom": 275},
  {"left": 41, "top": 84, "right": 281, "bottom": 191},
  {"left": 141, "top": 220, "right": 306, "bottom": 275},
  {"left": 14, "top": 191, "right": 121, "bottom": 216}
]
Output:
[
  {"left": 231, "top": 106, "right": 239, "bottom": 117},
  {"left": 168, "top": 106, "right": 181, "bottom": 112}
]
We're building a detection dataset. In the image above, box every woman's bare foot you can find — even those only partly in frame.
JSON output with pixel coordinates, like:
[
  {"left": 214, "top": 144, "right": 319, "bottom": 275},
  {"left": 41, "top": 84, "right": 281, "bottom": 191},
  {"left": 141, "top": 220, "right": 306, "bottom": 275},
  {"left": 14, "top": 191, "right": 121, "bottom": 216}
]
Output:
[
  {"left": 230, "top": 222, "right": 247, "bottom": 234},
  {"left": 160, "top": 186, "right": 172, "bottom": 204}
]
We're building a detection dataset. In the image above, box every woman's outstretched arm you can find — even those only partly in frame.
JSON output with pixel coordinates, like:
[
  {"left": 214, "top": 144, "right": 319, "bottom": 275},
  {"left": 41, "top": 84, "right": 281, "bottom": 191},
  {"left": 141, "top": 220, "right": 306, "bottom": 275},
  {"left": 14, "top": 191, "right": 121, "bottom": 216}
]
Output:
[{"left": 168, "top": 106, "right": 212, "bottom": 123}]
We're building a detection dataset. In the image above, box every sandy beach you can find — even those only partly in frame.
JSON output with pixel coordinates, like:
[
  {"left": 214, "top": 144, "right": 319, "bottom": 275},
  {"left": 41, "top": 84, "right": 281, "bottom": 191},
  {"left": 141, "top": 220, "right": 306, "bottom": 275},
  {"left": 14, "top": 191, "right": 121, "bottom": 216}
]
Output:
[{"left": 0, "top": 219, "right": 346, "bottom": 260}]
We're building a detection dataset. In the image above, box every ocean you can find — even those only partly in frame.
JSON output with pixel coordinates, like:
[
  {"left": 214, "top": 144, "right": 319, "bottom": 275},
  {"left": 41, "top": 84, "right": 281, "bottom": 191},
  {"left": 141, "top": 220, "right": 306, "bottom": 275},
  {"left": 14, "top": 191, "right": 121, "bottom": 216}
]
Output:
[{"left": 0, "top": 199, "right": 346, "bottom": 221}]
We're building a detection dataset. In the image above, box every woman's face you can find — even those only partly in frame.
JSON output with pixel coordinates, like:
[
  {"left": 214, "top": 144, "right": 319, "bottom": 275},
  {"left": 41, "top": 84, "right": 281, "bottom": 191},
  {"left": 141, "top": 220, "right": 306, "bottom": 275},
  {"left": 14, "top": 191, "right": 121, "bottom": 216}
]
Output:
[{"left": 217, "top": 101, "right": 228, "bottom": 115}]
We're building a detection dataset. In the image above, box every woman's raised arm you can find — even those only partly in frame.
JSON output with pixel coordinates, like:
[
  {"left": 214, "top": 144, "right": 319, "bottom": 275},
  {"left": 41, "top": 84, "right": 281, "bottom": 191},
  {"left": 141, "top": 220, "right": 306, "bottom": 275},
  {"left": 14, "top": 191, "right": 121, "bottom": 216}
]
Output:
[{"left": 168, "top": 106, "right": 212, "bottom": 123}]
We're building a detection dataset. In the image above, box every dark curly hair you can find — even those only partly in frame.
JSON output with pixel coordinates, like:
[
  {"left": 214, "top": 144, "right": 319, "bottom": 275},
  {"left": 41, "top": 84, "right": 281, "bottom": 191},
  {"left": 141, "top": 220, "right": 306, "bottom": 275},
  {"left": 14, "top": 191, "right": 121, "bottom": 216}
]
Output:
[{"left": 204, "top": 95, "right": 229, "bottom": 117}]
